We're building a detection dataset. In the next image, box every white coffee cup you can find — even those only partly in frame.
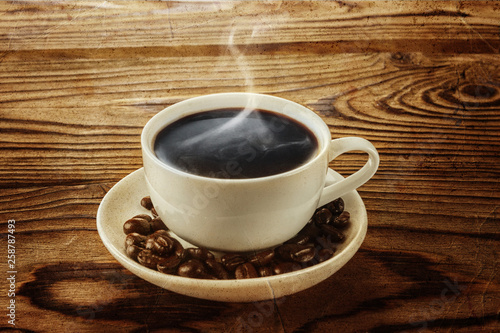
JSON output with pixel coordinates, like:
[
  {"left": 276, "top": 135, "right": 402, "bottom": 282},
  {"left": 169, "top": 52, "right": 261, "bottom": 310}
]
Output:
[{"left": 141, "top": 93, "right": 379, "bottom": 252}]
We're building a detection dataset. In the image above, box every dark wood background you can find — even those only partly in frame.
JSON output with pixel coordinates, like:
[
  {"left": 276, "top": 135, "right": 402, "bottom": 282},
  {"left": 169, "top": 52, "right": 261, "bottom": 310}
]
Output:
[{"left": 0, "top": 1, "right": 498, "bottom": 332}]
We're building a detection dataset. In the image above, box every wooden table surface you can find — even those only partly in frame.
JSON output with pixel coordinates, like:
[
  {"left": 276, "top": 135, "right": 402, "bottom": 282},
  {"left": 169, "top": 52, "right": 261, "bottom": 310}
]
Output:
[{"left": 1, "top": 1, "right": 499, "bottom": 332}]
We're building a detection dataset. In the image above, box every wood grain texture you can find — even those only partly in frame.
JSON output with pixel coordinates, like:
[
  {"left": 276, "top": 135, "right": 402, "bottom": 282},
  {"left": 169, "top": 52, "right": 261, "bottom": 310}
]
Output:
[
  {"left": 0, "top": 1, "right": 499, "bottom": 332},
  {"left": 1, "top": 1, "right": 499, "bottom": 53}
]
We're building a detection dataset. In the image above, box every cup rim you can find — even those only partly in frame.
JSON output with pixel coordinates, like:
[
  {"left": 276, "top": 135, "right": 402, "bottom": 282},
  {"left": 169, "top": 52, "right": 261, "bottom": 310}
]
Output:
[{"left": 141, "top": 92, "right": 331, "bottom": 183}]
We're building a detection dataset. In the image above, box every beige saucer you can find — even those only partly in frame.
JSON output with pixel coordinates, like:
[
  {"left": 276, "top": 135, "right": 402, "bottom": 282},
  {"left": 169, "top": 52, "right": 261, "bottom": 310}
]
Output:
[{"left": 96, "top": 168, "right": 368, "bottom": 302}]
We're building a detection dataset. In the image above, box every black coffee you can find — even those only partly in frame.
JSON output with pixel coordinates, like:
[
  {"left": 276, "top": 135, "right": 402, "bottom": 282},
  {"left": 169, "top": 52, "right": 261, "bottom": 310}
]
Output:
[{"left": 154, "top": 108, "right": 318, "bottom": 179}]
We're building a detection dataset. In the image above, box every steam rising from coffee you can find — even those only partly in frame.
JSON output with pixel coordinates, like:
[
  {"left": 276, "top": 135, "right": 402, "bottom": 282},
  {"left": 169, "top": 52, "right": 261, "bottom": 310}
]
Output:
[{"left": 154, "top": 12, "right": 318, "bottom": 179}]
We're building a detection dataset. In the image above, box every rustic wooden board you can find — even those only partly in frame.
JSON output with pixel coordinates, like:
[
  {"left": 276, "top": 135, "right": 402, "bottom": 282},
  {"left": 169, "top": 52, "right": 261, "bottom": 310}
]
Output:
[
  {"left": 1, "top": 1, "right": 499, "bottom": 52},
  {"left": 0, "top": 1, "right": 498, "bottom": 332}
]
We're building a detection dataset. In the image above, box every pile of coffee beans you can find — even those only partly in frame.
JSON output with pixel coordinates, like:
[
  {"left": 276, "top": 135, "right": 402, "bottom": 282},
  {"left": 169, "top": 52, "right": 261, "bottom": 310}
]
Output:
[{"left": 123, "top": 196, "right": 350, "bottom": 280}]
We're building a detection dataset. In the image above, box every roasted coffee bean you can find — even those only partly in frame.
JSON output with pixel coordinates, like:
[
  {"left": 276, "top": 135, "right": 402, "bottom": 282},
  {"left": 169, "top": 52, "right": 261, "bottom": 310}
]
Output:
[
  {"left": 186, "top": 247, "right": 215, "bottom": 261},
  {"left": 291, "top": 245, "right": 315, "bottom": 263},
  {"left": 273, "top": 262, "right": 301, "bottom": 275},
  {"left": 300, "top": 221, "right": 321, "bottom": 238},
  {"left": 125, "top": 233, "right": 148, "bottom": 248},
  {"left": 153, "top": 229, "right": 170, "bottom": 237},
  {"left": 205, "top": 258, "right": 230, "bottom": 279},
  {"left": 277, "top": 244, "right": 296, "bottom": 261},
  {"left": 316, "top": 248, "right": 335, "bottom": 263},
  {"left": 331, "top": 211, "right": 350, "bottom": 229},
  {"left": 177, "top": 259, "right": 204, "bottom": 277},
  {"left": 177, "top": 259, "right": 215, "bottom": 279},
  {"left": 172, "top": 238, "right": 185, "bottom": 258},
  {"left": 235, "top": 262, "right": 259, "bottom": 279},
  {"left": 157, "top": 255, "right": 183, "bottom": 274},
  {"left": 221, "top": 254, "right": 246, "bottom": 271},
  {"left": 326, "top": 197, "right": 344, "bottom": 216},
  {"left": 277, "top": 244, "right": 316, "bottom": 263},
  {"left": 133, "top": 214, "right": 152, "bottom": 222},
  {"left": 137, "top": 249, "right": 164, "bottom": 269},
  {"left": 248, "top": 249, "right": 275, "bottom": 267},
  {"left": 151, "top": 207, "right": 158, "bottom": 217},
  {"left": 258, "top": 266, "right": 274, "bottom": 277},
  {"left": 145, "top": 231, "right": 175, "bottom": 256},
  {"left": 150, "top": 217, "right": 168, "bottom": 232},
  {"left": 285, "top": 232, "right": 310, "bottom": 245},
  {"left": 319, "top": 224, "right": 345, "bottom": 243},
  {"left": 313, "top": 207, "right": 333, "bottom": 225},
  {"left": 315, "top": 235, "right": 337, "bottom": 251},
  {"left": 126, "top": 244, "right": 143, "bottom": 261},
  {"left": 140, "top": 196, "right": 154, "bottom": 210},
  {"left": 123, "top": 217, "right": 151, "bottom": 235}
]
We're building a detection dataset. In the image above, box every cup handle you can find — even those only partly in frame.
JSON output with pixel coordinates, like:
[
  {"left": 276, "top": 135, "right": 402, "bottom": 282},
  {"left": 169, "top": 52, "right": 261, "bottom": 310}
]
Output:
[{"left": 317, "top": 137, "right": 379, "bottom": 207}]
